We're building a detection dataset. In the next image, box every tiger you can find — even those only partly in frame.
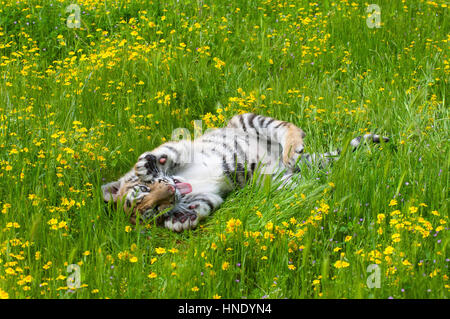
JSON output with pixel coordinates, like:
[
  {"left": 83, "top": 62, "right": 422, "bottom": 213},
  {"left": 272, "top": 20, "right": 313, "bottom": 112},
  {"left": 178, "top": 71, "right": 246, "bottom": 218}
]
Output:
[{"left": 102, "top": 113, "right": 389, "bottom": 232}]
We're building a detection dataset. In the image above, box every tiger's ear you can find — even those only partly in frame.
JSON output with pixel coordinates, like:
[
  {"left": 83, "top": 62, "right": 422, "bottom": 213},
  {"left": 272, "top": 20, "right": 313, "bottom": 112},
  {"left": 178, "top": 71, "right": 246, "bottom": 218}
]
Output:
[{"left": 102, "top": 180, "right": 122, "bottom": 203}]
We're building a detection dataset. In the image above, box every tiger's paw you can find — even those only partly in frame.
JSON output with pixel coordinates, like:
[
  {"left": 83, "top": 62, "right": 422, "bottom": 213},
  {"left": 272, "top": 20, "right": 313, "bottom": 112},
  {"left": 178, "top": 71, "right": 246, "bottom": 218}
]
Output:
[
  {"left": 163, "top": 209, "right": 199, "bottom": 232},
  {"left": 134, "top": 151, "right": 170, "bottom": 181}
]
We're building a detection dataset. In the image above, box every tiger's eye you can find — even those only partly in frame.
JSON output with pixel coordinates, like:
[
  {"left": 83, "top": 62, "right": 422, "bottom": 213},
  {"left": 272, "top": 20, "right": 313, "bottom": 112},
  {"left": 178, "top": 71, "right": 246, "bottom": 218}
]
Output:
[{"left": 140, "top": 185, "right": 150, "bottom": 192}]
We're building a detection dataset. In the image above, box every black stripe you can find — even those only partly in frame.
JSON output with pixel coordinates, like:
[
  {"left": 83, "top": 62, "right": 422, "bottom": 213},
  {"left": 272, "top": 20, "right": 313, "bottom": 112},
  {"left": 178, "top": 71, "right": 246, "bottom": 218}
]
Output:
[
  {"left": 267, "top": 138, "right": 272, "bottom": 154},
  {"left": 222, "top": 161, "right": 238, "bottom": 188},
  {"left": 258, "top": 116, "right": 266, "bottom": 127},
  {"left": 247, "top": 113, "right": 257, "bottom": 129},
  {"left": 239, "top": 115, "right": 247, "bottom": 132},
  {"left": 236, "top": 163, "right": 246, "bottom": 185},
  {"left": 264, "top": 118, "right": 275, "bottom": 128},
  {"left": 274, "top": 121, "right": 288, "bottom": 129}
]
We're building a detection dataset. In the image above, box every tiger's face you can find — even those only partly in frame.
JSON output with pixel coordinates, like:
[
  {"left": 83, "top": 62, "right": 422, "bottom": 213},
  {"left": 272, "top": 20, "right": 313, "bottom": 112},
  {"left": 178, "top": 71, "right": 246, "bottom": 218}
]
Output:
[{"left": 102, "top": 175, "right": 179, "bottom": 225}]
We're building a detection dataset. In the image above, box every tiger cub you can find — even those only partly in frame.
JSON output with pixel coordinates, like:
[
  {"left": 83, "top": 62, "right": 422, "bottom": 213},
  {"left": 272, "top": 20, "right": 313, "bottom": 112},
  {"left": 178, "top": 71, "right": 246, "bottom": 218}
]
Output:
[{"left": 102, "top": 113, "right": 388, "bottom": 232}]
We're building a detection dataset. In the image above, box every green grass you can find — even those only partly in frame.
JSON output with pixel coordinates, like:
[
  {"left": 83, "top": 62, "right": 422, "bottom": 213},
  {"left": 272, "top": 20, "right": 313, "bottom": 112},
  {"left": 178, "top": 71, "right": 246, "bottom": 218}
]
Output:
[{"left": 0, "top": 0, "right": 448, "bottom": 299}]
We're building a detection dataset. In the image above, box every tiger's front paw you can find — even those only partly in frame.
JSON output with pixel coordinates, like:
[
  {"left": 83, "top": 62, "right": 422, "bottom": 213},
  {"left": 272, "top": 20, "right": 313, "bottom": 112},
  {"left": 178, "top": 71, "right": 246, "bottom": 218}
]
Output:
[
  {"left": 163, "top": 209, "right": 199, "bottom": 232},
  {"left": 134, "top": 151, "right": 170, "bottom": 181}
]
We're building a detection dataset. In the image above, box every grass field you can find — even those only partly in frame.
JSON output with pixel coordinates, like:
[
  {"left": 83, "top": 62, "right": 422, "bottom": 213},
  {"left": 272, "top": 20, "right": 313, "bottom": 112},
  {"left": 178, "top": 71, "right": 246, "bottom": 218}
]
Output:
[{"left": 0, "top": 0, "right": 448, "bottom": 299}]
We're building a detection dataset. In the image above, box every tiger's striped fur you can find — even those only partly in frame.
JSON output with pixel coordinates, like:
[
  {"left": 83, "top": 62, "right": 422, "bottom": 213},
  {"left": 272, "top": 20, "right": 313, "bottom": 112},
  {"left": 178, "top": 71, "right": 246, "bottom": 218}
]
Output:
[{"left": 102, "top": 113, "right": 389, "bottom": 232}]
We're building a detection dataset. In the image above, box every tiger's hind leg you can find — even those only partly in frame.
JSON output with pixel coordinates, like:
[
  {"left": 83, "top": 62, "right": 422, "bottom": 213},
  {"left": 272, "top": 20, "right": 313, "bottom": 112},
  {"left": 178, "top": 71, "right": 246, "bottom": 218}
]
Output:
[{"left": 226, "top": 113, "right": 306, "bottom": 169}]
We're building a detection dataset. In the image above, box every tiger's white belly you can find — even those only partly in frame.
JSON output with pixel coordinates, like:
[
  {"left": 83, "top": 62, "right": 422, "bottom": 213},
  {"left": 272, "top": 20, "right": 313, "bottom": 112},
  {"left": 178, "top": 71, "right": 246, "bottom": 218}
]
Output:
[{"left": 171, "top": 129, "right": 285, "bottom": 196}]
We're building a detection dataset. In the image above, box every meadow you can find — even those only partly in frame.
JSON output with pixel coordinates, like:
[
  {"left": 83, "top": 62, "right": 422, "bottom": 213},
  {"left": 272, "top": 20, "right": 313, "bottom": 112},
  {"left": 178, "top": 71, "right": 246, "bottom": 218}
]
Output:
[{"left": 0, "top": 0, "right": 448, "bottom": 299}]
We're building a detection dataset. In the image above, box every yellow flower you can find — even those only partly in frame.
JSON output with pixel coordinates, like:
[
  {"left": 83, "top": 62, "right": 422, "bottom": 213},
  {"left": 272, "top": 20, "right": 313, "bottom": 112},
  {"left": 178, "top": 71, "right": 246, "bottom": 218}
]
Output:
[
  {"left": 222, "top": 262, "right": 229, "bottom": 270},
  {"left": 288, "top": 264, "right": 296, "bottom": 270},
  {"left": 402, "top": 259, "right": 412, "bottom": 267},
  {"left": 344, "top": 236, "right": 352, "bottom": 242},
  {"left": 377, "top": 213, "right": 386, "bottom": 223},
  {"left": 383, "top": 246, "right": 394, "bottom": 255},
  {"left": 2, "top": 203, "right": 11, "bottom": 214},
  {"left": 213, "top": 294, "right": 221, "bottom": 299},
  {"left": 390, "top": 210, "right": 401, "bottom": 216},
  {"left": 155, "top": 247, "right": 166, "bottom": 254},
  {"left": 334, "top": 260, "right": 350, "bottom": 269},
  {"left": 225, "top": 218, "right": 242, "bottom": 233},
  {"left": 148, "top": 272, "right": 157, "bottom": 279},
  {"left": 43, "top": 261, "right": 52, "bottom": 270},
  {"left": 191, "top": 286, "right": 199, "bottom": 292},
  {"left": 389, "top": 199, "right": 397, "bottom": 206},
  {"left": 391, "top": 233, "right": 401, "bottom": 243},
  {"left": 129, "top": 256, "right": 138, "bottom": 263},
  {"left": 0, "top": 288, "right": 9, "bottom": 299},
  {"left": 213, "top": 57, "right": 226, "bottom": 70}
]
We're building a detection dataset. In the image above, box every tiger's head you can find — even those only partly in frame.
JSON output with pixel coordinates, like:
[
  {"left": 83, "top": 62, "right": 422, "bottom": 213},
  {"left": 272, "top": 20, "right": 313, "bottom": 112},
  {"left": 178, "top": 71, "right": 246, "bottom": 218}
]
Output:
[{"left": 102, "top": 173, "right": 178, "bottom": 225}]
